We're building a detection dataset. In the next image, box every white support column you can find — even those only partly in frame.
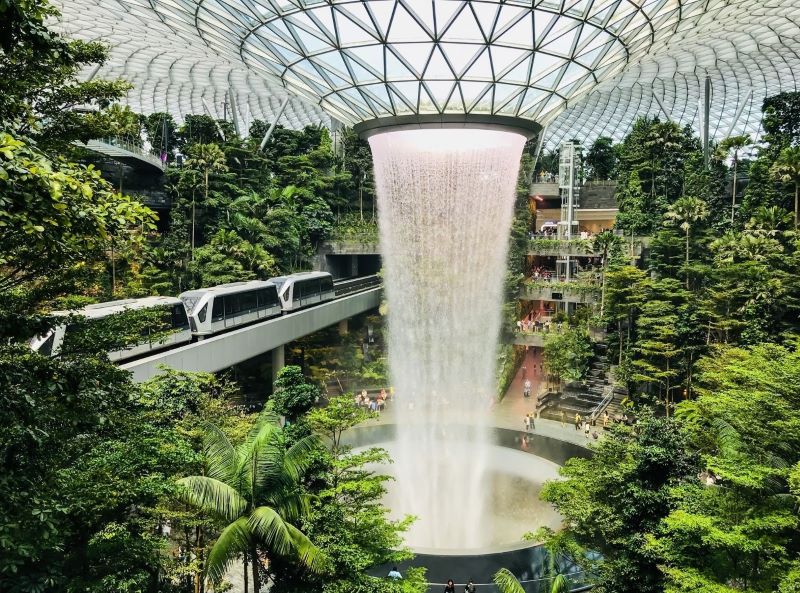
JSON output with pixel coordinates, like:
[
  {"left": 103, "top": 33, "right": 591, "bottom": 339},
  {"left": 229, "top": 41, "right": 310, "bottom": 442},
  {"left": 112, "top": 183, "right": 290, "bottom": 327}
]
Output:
[
  {"left": 260, "top": 97, "right": 291, "bottom": 151},
  {"left": 338, "top": 319, "right": 349, "bottom": 336},
  {"left": 271, "top": 345, "right": 285, "bottom": 383}
]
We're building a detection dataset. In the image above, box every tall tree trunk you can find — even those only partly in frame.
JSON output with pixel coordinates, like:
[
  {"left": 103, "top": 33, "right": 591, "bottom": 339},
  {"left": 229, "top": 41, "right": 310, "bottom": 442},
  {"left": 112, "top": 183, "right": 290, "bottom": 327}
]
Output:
[
  {"left": 665, "top": 359, "right": 670, "bottom": 418},
  {"left": 795, "top": 182, "right": 799, "bottom": 230},
  {"left": 600, "top": 257, "right": 608, "bottom": 319},
  {"left": 359, "top": 179, "right": 363, "bottom": 221},
  {"left": 685, "top": 228, "right": 690, "bottom": 289},
  {"left": 251, "top": 545, "right": 260, "bottom": 593},
  {"left": 731, "top": 154, "right": 738, "bottom": 224},
  {"left": 110, "top": 238, "right": 116, "bottom": 297},
  {"left": 618, "top": 319, "right": 623, "bottom": 367},
  {"left": 243, "top": 551, "right": 249, "bottom": 593}
]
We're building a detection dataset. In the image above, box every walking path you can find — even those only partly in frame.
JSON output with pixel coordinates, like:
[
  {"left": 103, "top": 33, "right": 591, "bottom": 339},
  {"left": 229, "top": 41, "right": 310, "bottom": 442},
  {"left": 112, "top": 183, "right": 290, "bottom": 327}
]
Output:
[{"left": 365, "top": 348, "right": 597, "bottom": 448}]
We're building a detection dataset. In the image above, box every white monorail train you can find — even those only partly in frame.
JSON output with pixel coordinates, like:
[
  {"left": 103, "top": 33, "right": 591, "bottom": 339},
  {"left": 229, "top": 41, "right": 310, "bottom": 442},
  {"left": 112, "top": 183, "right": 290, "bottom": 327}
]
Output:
[
  {"left": 179, "top": 280, "right": 282, "bottom": 337},
  {"left": 31, "top": 271, "right": 339, "bottom": 359},
  {"left": 29, "top": 296, "right": 192, "bottom": 361},
  {"left": 270, "top": 271, "right": 336, "bottom": 312}
]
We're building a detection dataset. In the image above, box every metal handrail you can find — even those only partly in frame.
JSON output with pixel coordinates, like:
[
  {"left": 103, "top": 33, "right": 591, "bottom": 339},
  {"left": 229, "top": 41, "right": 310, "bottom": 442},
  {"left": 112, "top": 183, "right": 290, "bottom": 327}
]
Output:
[
  {"left": 334, "top": 274, "right": 381, "bottom": 297},
  {"left": 84, "top": 137, "right": 165, "bottom": 170},
  {"left": 591, "top": 384, "right": 615, "bottom": 418}
]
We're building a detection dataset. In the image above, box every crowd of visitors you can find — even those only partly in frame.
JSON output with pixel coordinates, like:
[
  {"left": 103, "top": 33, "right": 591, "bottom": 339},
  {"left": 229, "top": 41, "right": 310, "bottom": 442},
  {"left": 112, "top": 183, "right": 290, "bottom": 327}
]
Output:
[
  {"left": 355, "top": 387, "right": 390, "bottom": 413},
  {"left": 516, "top": 317, "right": 565, "bottom": 334},
  {"left": 389, "top": 569, "right": 476, "bottom": 592}
]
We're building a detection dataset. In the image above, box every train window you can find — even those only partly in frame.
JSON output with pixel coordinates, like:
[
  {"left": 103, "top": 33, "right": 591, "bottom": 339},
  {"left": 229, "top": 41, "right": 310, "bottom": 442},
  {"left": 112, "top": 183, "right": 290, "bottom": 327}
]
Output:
[
  {"left": 197, "top": 303, "right": 207, "bottom": 323},
  {"left": 172, "top": 304, "right": 190, "bottom": 329},
  {"left": 212, "top": 297, "right": 224, "bottom": 321},
  {"left": 321, "top": 276, "right": 333, "bottom": 292},
  {"left": 225, "top": 295, "right": 235, "bottom": 316},
  {"left": 241, "top": 290, "right": 257, "bottom": 313},
  {"left": 257, "top": 289, "right": 277, "bottom": 309}
]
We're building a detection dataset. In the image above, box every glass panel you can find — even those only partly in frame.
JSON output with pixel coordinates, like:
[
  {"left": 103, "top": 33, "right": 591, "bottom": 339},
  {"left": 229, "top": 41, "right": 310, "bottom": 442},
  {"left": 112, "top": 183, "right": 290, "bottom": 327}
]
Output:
[
  {"left": 172, "top": 304, "right": 189, "bottom": 329},
  {"left": 241, "top": 290, "right": 257, "bottom": 313},
  {"left": 212, "top": 297, "right": 225, "bottom": 321},
  {"left": 197, "top": 303, "right": 208, "bottom": 323}
]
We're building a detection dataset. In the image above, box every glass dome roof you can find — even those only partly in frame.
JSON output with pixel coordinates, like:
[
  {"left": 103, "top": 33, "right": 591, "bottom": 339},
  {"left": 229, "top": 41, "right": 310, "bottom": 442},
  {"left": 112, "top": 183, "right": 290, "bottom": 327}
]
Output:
[{"left": 55, "top": 0, "right": 800, "bottom": 147}]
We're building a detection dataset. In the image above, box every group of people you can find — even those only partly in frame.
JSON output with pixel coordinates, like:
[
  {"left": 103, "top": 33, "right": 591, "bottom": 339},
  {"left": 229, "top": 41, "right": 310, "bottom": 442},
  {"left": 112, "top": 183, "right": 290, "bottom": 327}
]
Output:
[
  {"left": 530, "top": 266, "right": 555, "bottom": 280},
  {"left": 560, "top": 410, "right": 613, "bottom": 440},
  {"left": 516, "top": 318, "right": 563, "bottom": 334},
  {"left": 388, "top": 569, "right": 477, "bottom": 592},
  {"left": 444, "top": 578, "right": 477, "bottom": 592},
  {"left": 355, "top": 388, "right": 389, "bottom": 412}
]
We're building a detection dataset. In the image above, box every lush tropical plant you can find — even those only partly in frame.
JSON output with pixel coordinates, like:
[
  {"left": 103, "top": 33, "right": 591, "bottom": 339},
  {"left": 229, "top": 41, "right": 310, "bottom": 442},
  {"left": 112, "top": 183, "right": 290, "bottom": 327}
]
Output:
[
  {"left": 770, "top": 145, "right": 800, "bottom": 229},
  {"left": 177, "top": 409, "right": 322, "bottom": 593},
  {"left": 592, "top": 230, "right": 625, "bottom": 319},
  {"left": 716, "top": 134, "right": 751, "bottom": 223},
  {"left": 664, "top": 196, "right": 709, "bottom": 288},
  {"left": 185, "top": 142, "right": 229, "bottom": 259}
]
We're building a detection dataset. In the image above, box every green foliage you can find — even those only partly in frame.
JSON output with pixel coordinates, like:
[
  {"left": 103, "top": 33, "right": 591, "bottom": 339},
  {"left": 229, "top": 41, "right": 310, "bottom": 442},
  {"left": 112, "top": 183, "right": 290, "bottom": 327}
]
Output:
[
  {"left": 272, "top": 365, "right": 320, "bottom": 421},
  {"left": 650, "top": 343, "right": 800, "bottom": 592},
  {"left": 586, "top": 137, "right": 617, "bottom": 180},
  {"left": 0, "top": 0, "right": 130, "bottom": 149},
  {"left": 331, "top": 213, "right": 380, "bottom": 243},
  {"left": 543, "top": 327, "right": 593, "bottom": 386},
  {"left": 528, "top": 237, "right": 593, "bottom": 254},
  {"left": 541, "top": 411, "right": 698, "bottom": 593},
  {"left": 177, "top": 407, "right": 322, "bottom": 591},
  {"left": 271, "top": 395, "right": 420, "bottom": 593}
]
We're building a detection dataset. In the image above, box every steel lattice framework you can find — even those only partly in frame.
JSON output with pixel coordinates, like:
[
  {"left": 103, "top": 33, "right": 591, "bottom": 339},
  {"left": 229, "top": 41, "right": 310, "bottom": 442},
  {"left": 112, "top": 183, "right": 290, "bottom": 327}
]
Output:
[{"left": 55, "top": 0, "right": 800, "bottom": 148}]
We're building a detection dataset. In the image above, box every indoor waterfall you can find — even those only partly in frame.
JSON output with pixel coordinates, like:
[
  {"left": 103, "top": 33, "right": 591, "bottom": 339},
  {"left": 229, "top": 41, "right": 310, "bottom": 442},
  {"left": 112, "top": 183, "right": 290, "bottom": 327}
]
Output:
[{"left": 369, "top": 128, "right": 526, "bottom": 549}]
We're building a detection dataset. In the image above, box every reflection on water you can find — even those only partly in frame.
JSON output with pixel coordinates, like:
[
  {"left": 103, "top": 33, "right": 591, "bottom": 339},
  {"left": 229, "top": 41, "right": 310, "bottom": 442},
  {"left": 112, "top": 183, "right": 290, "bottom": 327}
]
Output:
[{"left": 368, "top": 441, "right": 562, "bottom": 550}]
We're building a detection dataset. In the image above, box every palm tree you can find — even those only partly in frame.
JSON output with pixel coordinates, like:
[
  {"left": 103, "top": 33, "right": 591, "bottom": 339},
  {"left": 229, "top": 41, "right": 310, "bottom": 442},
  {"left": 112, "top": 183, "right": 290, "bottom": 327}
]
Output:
[
  {"left": 494, "top": 566, "right": 569, "bottom": 593},
  {"left": 177, "top": 410, "right": 322, "bottom": 593},
  {"left": 186, "top": 143, "right": 228, "bottom": 259},
  {"left": 645, "top": 121, "right": 683, "bottom": 200},
  {"left": 592, "top": 230, "right": 623, "bottom": 319},
  {"left": 770, "top": 145, "right": 800, "bottom": 229},
  {"left": 664, "top": 196, "right": 709, "bottom": 288},
  {"left": 716, "top": 134, "right": 751, "bottom": 224},
  {"left": 745, "top": 205, "right": 793, "bottom": 237}
]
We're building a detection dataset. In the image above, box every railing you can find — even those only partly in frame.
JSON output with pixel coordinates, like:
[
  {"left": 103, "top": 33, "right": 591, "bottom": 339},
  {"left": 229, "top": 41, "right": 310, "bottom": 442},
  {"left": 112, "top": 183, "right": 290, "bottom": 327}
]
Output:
[
  {"left": 425, "top": 570, "right": 590, "bottom": 593},
  {"left": 333, "top": 274, "right": 381, "bottom": 297},
  {"left": 82, "top": 137, "right": 165, "bottom": 170},
  {"left": 591, "top": 384, "right": 615, "bottom": 418}
]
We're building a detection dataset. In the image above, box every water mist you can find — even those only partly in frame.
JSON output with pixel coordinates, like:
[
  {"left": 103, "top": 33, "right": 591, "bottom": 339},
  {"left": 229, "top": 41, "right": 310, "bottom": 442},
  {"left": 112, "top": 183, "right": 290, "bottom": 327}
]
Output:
[{"left": 369, "top": 128, "right": 526, "bottom": 549}]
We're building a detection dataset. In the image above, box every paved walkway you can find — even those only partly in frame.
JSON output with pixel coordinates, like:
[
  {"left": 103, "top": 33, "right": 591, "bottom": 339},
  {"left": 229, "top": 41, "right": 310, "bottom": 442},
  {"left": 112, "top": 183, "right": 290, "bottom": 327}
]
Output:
[{"left": 364, "top": 348, "right": 598, "bottom": 449}]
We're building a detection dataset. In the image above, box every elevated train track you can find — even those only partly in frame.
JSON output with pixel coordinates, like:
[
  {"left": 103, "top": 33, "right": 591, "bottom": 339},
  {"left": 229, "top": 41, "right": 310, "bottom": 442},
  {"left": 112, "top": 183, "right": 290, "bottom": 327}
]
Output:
[{"left": 122, "top": 275, "right": 381, "bottom": 382}]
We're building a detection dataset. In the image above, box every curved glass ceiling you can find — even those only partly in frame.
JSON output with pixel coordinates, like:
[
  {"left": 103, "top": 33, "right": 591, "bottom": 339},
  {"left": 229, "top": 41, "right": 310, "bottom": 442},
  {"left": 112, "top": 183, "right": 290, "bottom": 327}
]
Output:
[{"left": 55, "top": 0, "right": 800, "bottom": 148}]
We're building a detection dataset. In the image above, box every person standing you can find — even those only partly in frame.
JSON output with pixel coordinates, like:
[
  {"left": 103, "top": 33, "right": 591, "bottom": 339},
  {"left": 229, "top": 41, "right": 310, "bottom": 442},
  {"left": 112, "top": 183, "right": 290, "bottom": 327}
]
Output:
[
  {"left": 522, "top": 365, "right": 527, "bottom": 379},
  {"left": 560, "top": 410, "right": 566, "bottom": 427},
  {"left": 603, "top": 410, "right": 609, "bottom": 429},
  {"left": 523, "top": 379, "right": 532, "bottom": 398},
  {"left": 464, "top": 579, "right": 477, "bottom": 592},
  {"left": 444, "top": 579, "right": 456, "bottom": 593},
  {"left": 529, "top": 412, "right": 536, "bottom": 431},
  {"left": 388, "top": 567, "right": 402, "bottom": 580},
  {"left": 574, "top": 413, "right": 582, "bottom": 431},
  {"left": 524, "top": 414, "right": 530, "bottom": 432}
]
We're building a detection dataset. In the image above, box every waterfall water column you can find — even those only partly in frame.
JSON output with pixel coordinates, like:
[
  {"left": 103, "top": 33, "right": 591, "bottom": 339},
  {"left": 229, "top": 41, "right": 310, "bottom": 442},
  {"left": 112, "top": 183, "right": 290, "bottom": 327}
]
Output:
[{"left": 368, "top": 128, "right": 526, "bottom": 549}]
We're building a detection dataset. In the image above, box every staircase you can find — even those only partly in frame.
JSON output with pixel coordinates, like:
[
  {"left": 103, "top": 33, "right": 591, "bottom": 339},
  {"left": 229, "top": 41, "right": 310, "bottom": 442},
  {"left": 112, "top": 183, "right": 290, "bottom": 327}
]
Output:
[{"left": 538, "top": 343, "right": 613, "bottom": 421}]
